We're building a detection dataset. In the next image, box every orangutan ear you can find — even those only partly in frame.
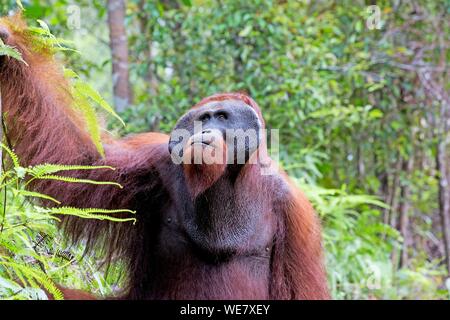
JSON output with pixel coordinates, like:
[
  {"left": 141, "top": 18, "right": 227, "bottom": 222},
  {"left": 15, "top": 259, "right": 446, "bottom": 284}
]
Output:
[
  {"left": 0, "top": 25, "right": 11, "bottom": 67},
  {"left": 0, "top": 25, "right": 10, "bottom": 43}
]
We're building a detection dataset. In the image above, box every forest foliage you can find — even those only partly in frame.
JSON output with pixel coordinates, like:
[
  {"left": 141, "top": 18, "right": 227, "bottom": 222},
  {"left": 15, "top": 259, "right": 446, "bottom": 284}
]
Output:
[{"left": 0, "top": 0, "right": 449, "bottom": 299}]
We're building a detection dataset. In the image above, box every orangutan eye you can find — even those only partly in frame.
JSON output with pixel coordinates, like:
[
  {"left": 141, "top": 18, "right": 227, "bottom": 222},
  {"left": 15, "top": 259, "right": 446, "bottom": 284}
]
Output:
[
  {"left": 199, "top": 113, "right": 211, "bottom": 122},
  {"left": 216, "top": 112, "right": 228, "bottom": 120}
]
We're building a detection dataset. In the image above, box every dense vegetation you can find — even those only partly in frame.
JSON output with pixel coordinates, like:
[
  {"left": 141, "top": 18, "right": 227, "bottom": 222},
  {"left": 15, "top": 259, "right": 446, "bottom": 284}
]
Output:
[{"left": 0, "top": 0, "right": 449, "bottom": 299}]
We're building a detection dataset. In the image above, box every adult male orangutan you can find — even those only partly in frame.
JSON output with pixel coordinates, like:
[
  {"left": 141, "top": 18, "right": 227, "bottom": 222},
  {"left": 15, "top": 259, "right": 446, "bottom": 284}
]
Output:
[{"left": 0, "top": 15, "right": 329, "bottom": 299}]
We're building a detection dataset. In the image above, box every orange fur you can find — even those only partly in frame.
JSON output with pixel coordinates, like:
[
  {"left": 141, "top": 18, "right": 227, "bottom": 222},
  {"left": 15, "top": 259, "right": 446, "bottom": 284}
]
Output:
[
  {"left": 109, "top": 132, "right": 170, "bottom": 150},
  {"left": 271, "top": 172, "right": 329, "bottom": 299}
]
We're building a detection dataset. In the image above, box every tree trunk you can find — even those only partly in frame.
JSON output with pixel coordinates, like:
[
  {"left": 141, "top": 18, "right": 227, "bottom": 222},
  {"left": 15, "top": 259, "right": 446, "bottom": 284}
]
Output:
[
  {"left": 137, "top": 0, "right": 158, "bottom": 96},
  {"left": 436, "top": 111, "right": 450, "bottom": 275},
  {"left": 356, "top": 140, "right": 365, "bottom": 184},
  {"left": 388, "top": 156, "right": 402, "bottom": 228},
  {"left": 389, "top": 155, "right": 402, "bottom": 266},
  {"left": 399, "top": 156, "right": 414, "bottom": 268},
  {"left": 107, "top": 0, "right": 131, "bottom": 112}
]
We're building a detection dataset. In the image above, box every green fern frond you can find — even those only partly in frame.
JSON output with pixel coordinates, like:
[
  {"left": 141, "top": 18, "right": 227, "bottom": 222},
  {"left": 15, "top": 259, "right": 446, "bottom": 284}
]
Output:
[
  {"left": 0, "top": 170, "right": 14, "bottom": 185},
  {"left": 28, "top": 22, "right": 75, "bottom": 50},
  {"left": 16, "top": 0, "right": 24, "bottom": 10},
  {"left": 66, "top": 68, "right": 125, "bottom": 126},
  {"left": 29, "top": 163, "right": 115, "bottom": 178},
  {"left": 74, "top": 81, "right": 125, "bottom": 127},
  {"left": 44, "top": 206, "right": 136, "bottom": 224},
  {"left": 63, "top": 68, "right": 78, "bottom": 79},
  {"left": 0, "top": 177, "right": 19, "bottom": 189},
  {"left": 35, "top": 20, "right": 50, "bottom": 33},
  {"left": 1, "top": 143, "right": 20, "bottom": 168},
  {"left": 54, "top": 207, "right": 135, "bottom": 214},
  {"left": 22, "top": 22, "right": 76, "bottom": 56},
  {"left": 36, "top": 175, "right": 123, "bottom": 188},
  {"left": 0, "top": 239, "right": 18, "bottom": 255},
  {"left": 56, "top": 212, "right": 136, "bottom": 224},
  {"left": 73, "top": 91, "right": 105, "bottom": 157},
  {"left": 13, "top": 189, "right": 61, "bottom": 204},
  {"left": 0, "top": 38, "right": 28, "bottom": 65},
  {"left": 0, "top": 261, "right": 63, "bottom": 300},
  {"left": 63, "top": 67, "right": 126, "bottom": 157}
]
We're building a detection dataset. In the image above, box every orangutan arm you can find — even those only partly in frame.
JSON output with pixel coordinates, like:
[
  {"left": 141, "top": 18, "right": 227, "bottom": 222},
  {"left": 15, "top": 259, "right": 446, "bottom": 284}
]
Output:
[{"left": 269, "top": 173, "right": 330, "bottom": 299}]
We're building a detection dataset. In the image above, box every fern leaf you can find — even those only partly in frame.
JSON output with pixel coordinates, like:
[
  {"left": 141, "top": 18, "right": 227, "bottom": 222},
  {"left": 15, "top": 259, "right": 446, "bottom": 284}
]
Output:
[
  {"left": 29, "top": 163, "right": 115, "bottom": 178},
  {"left": 0, "top": 262, "right": 63, "bottom": 300},
  {"left": 36, "top": 20, "right": 50, "bottom": 34},
  {"left": 73, "top": 91, "right": 105, "bottom": 157},
  {"left": 0, "top": 40, "right": 28, "bottom": 65},
  {"left": 0, "top": 170, "right": 14, "bottom": 185},
  {"left": 45, "top": 206, "right": 136, "bottom": 224},
  {"left": 63, "top": 68, "right": 79, "bottom": 79},
  {"left": 36, "top": 175, "right": 123, "bottom": 188},
  {"left": 14, "top": 189, "right": 61, "bottom": 204},
  {"left": 53, "top": 207, "right": 135, "bottom": 214},
  {"left": 0, "top": 177, "right": 19, "bottom": 189},
  {"left": 0, "top": 143, "right": 20, "bottom": 168},
  {"left": 74, "top": 81, "right": 125, "bottom": 126},
  {"left": 27, "top": 26, "right": 77, "bottom": 54},
  {"left": 16, "top": 0, "right": 24, "bottom": 10}
]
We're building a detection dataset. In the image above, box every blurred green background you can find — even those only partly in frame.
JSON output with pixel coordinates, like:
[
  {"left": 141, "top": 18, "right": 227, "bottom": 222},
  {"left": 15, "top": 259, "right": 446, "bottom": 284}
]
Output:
[{"left": 0, "top": 0, "right": 449, "bottom": 299}]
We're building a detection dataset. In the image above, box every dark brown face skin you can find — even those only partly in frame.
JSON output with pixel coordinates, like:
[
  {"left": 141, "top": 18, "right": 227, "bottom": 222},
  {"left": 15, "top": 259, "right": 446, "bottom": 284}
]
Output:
[{"left": 168, "top": 99, "right": 262, "bottom": 166}]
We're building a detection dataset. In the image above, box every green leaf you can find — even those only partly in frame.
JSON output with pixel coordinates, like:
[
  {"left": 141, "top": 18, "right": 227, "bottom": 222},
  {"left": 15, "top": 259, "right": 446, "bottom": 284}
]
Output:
[
  {"left": 73, "top": 91, "right": 105, "bottom": 157},
  {"left": 13, "top": 189, "right": 61, "bottom": 204},
  {"left": 63, "top": 68, "right": 79, "bottom": 79},
  {"left": 74, "top": 81, "right": 125, "bottom": 127},
  {"left": 36, "top": 175, "right": 123, "bottom": 188},
  {"left": 43, "top": 206, "right": 136, "bottom": 224},
  {"left": 369, "top": 109, "right": 383, "bottom": 119},
  {"left": 29, "top": 163, "right": 115, "bottom": 178},
  {"left": 0, "top": 39, "right": 28, "bottom": 65},
  {"left": 1, "top": 143, "right": 21, "bottom": 167},
  {"left": 16, "top": 0, "right": 24, "bottom": 10},
  {"left": 36, "top": 19, "right": 50, "bottom": 34},
  {"left": 239, "top": 25, "right": 253, "bottom": 37},
  {"left": 0, "top": 261, "right": 63, "bottom": 300}
]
